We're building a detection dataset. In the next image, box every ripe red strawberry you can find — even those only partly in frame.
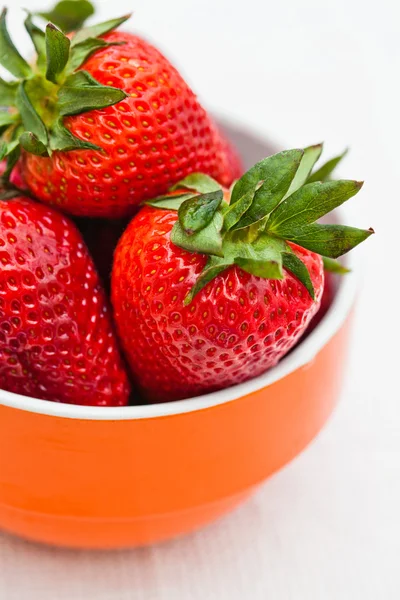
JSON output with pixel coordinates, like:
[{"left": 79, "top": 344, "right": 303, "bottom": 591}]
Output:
[
  {"left": 0, "top": 161, "right": 26, "bottom": 192},
  {"left": 112, "top": 147, "right": 372, "bottom": 402},
  {"left": 0, "top": 194, "right": 130, "bottom": 406},
  {"left": 113, "top": 208, "right": 323, "bottom": 402},
  {"left": 0, "top": 11, "right": 241, "bottom": 218}
]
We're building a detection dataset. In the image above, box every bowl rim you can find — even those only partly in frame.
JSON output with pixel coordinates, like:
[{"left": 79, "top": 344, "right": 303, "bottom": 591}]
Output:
[{"left": 0, "top": 118, "right": 360, "bottom": 421}]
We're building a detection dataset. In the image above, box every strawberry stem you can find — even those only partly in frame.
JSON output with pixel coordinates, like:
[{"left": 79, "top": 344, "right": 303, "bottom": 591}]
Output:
[
  {"left": 149, "top": 146, "right": 373, "bottom": 303},
  {"left": 0, "top": 8, "right": 130, "bottom": 190},
  {"left": 37, "top": 0, "right": 95, "bottom": 33}
]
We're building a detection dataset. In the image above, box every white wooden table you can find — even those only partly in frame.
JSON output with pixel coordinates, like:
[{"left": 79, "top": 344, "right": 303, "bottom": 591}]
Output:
[{"left": 0, "top": 0, "right": 399, "bottom": 597}]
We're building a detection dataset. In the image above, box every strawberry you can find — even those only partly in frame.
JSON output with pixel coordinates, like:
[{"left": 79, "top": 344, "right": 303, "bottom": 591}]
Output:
[
  {"left": 0, "top": 161, "right": 26, "bottom": 193},
  {"left": 0, "top": 189, "right": 130, "bottom": 406},
  {"left": 0, "top": 10, "right": 241, "bottom": 217},
  {"left": 36, "top": 0, "right": 95, "bottom": 33},
  {"left": 300, "top": 147, "right": 352, "bottom": 335},
  {"left": 112, "top": 146, "right": 373, "bottom": 402},
  {"left": 289, "top": 269, "right": 335, "bottom": 353}
]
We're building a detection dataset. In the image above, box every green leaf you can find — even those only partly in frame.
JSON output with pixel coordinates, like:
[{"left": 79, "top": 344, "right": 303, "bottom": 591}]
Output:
[
  {"left": 322, "top": 256, "right": 350, "bottom": 274},
  {"left": 223, "top": 188, "right": 254, "bottom": 231},
  {"left": 146, "top": 192, "right": 197, "bottom": 210},
  {"left": 49, "top": 117, "right": 101, "bottom": 151},
  {"left": 282, "top": 252, "right": 315, "bottom": 299},
  {"left": 164, "top": 150, "right": 373, "bottom": 303},
  {"left": 0, "top": 77, "right": 18, "bottom": 106},
  {"left": 183, "top": 232, "right": 286, "bottom": 304},
  {"left": 0, "top": 141, "right": 10, "bottom": 161},
  {"left": 229, "top": 178, "right": 238, "bottom": 195},
  {"left": 233, "top": 149, "right": 304, "bottom": 229},
  {"left": 170, "top": 173, "right": 222, "bottom": 194},
  {"left": 184, "top": 257, "right": 229, "bottom": 305},
  {"left": 0, "top": 142, "right": 20, "bottom": 181},
  {"left": 38, "top": 0, "right": 95, "bottom": 33},
  {"left": 283, "top": 144, "right": 323, "bottom": 199},
  {"left": 231, "top": 149, "right": 302, "bottom": 206},
  {"left": 0, "top": 188, "right": 22, "bottom": 200},
  {"left": 0, "top": 9, "right": 32, "bottom": 79},
  {"left": 19, "top": 131, "right": 48, "bottom": 156},
  {"left": 45, "top": 24, "right": 71, "bottom": 84},
  {"left": 24, "top": 13, "right": 46, "bottom": 69},
  {"left": 178, "top": 190, "right": 223, "bottom": 235},
  {"left": 0, "top": 112, "right": 17, "bottom": 128},
  {"left": 0, "top": 122, "right": 23, "bottom": 161},
  {"left": 69, "top": 38, "right": 124, "bottom": 72},
  {"left": 225, "top": 231, "right": 285, "bottom": 277},
  {"left": 234, "top": 257, "right": 283, "bottom": 279},
  {"left": 282, "top": 223, "right": 374, "bottom": 259},
  {"left": 71, "top": 14, "right": 131, "bottom": 47},
  {"left": 307, "top": 149, "right": 349, "bottom": 183},
  {"left": 58, "top": 70, "right": 127, "bottom": 115},
  {"left": 171, "top": 211, "right": 224, "bottom": 257},
  {"left": 267, "top": 180, "right": 363, "bottom": 236},
  {"left": 15, "top": 82, "right": 48, "bottom": 145},
  {"left": 62, "top": 69, "right": 94, "bottom": 86}
]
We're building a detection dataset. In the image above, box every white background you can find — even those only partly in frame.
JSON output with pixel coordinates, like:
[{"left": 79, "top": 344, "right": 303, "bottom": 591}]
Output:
[{"left": 1, "top": 0, "right": 400, "bottom": 598}]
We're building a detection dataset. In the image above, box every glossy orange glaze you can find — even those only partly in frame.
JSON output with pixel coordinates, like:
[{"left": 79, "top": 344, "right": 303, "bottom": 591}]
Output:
[{"left": 0, "top": 318, "right": 350, "bottom": 548}]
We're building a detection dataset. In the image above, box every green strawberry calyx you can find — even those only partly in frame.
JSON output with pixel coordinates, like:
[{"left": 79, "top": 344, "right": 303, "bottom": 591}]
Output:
[
  {"left": 0, "top": 6, "right": 130, "bottom": 193},
  {"left": 37, "top": 0, "right": 95, "bottom": 33},
  {"left": 147, "top": 145, "right": 374, "bottom": 304}
]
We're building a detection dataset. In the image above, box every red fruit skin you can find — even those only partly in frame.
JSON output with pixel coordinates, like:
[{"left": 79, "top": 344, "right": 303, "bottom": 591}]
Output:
[
  {"left": 0, "top": 197, "right": 130, "bottom": 406},
  {"left": 219, "top": 132, "right": 243, "bottom": 182},
  {"left": 0, "top": 161, "right": 26, "bottom": 190},
  {"left": 22, "top": 32, "right": 242, "bottom": 218},
  {"left": 112, "top": 207, "right": 324, "bottom": 403}
]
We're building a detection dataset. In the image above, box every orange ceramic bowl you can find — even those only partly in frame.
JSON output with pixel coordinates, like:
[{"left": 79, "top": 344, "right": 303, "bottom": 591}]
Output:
[{"left": 0, "top": 122, "right": 359, "bottom": 549}]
